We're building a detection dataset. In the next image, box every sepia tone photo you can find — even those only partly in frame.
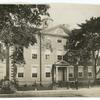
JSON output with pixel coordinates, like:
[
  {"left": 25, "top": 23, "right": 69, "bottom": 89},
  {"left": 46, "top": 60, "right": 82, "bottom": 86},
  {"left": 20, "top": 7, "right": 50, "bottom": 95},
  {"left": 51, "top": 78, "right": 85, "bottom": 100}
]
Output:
[{"left": 0, "top": 3, "right": 100, "bottom": 97}]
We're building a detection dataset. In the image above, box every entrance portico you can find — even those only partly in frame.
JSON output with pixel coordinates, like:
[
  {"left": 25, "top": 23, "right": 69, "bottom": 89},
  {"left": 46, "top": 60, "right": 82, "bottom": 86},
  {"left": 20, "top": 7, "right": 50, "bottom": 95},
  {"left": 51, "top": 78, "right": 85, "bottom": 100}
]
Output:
[{"left": 52, "top": 60, "right": 72, "bottom": 83}]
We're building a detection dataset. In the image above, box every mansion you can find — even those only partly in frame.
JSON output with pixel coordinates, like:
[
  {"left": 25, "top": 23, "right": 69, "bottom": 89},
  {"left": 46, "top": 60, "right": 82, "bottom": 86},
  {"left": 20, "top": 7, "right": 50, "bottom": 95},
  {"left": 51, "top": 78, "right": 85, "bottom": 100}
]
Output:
[{"left": 0, "top": 24, "right": 100, "bottom": 86}]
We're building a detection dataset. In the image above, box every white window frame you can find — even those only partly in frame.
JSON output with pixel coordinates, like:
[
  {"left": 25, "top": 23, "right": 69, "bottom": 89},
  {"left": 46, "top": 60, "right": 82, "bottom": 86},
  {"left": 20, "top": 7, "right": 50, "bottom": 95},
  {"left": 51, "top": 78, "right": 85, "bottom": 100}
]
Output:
[
  {"left": 88, "top": 66, "right": 93, "bottom": 78},
  {"left": 45, "top": 65, "right": 51, "bottom": 78},
  {"left": 69, "top": 67, "right": 74, "bottom": 78},
  {"left": 32, "top": 66, "right": 38, "bottom": 78},
  {"left": 17, "top": 67, "right": 24, "bottom": 78},
  {"left": 78, "top": 66, "right": 84, "bottom": 78}
]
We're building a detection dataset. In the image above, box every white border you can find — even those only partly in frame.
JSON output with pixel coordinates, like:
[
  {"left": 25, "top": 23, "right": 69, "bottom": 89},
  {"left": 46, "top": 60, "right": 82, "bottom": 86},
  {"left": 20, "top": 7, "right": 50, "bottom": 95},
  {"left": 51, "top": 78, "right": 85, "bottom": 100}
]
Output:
[
  {"left": 0, "top": 0, "right": 100, "bottom": 100},
  {"left": 0, "top": 0, "right": 100, "bottom": 4}
]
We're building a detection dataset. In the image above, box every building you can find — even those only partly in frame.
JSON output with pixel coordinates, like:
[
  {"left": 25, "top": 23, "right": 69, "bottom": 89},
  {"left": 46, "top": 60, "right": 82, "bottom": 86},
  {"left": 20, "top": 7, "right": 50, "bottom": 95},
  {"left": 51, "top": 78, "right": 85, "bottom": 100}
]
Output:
[
  {"left": 0, "top": 24, "right": 100, "bottom": 87},
  {"left": 16, "top": 24, "right": 69, "bottom": 85}
]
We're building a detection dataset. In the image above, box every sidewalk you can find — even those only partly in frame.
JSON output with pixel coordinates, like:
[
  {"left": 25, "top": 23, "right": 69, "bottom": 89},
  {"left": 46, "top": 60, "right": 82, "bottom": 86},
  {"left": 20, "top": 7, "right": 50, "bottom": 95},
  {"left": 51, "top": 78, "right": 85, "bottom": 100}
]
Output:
[{"left": 0, "top": 87, "right": 100, "bottom": 97}]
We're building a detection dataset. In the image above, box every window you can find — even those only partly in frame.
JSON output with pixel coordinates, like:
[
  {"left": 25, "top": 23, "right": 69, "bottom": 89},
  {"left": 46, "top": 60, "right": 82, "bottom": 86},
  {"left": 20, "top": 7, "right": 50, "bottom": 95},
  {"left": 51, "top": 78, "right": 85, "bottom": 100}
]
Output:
[
  {"left": 45, "top": 54, "right": 50, "bottom": 60},
  {"left": 57, "top": 39, "right": 62, "bottom": 43},
  {"left": 69, "top": 67, "right": 74, "bottom": 78},
  {"left": 57, "top": 55, "right": 63, "bottom": 60},
  {"left": 69, "top": 73, "right": 73, "bottom": 78},
  {"left": 78, "top": 72, "right": 83, "bottom": 77},
  {"left": 88, "top": 67, "right": 92, "bottom": 77},
  {"left": 88, "top": 72, "right": 92, "bottom": 77},
  {"left": 45, "top": 67, "right": 51, "bottom": 78},
  {"left": 18, "top": 73, "right": 24, "bottom": 77},
  {"left": 78, "top": 66, "right": 83, "bottom": 78},
  {"left": 17, "top": 67, "right": 24, "bottom": 78},
  {"left": 32, "top": 73, "right": 37, "bottom": 77},
  {"left": 32, "top": 67, "right": 37, "bottom": 78},
  {"left": 32, "top": 54, "right": 37, "bottom": 59},
  {"left": 46, "top": 72, "right": 50, "bottom": 77},
  {"left": 45, "top": 49, "right": 51, "bottom": 60}
]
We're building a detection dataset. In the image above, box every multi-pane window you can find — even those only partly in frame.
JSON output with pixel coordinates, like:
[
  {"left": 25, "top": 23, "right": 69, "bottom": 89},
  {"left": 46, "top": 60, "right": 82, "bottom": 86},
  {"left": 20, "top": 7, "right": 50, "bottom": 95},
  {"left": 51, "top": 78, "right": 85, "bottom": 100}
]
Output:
[
  {"left": 57, "top": 39, "right": 62, "bottom": 43},
  {"left": 45, "top": 49, "right": 50, "bottom": 60},
  {"left": 31, "top": 49, "right": 37, "bottom": 59},
  {"left": 17, "top": 67, "right": 24, "bottom": 78},
  {"left": 32, "top": 54, "right": 37, "bottom": 59},
  {"left": 45, "top": 67, "right": 51, "bottom": 78},
  {"left": 45, "top": 54, "right": 50, "bottom": 60},
  {"left": 88, "top": 66, "right": 92, "bottom": 77},
  {"left": 78, "top": 66, "right": 83, "bottom": 78},
  {"left": 69, "top": 67, "right": 74, "bottom": 78},
  {"left": 57, "top": 55, "right": 63, "bottom": 61},
  {"left": 18, "top": 73, "right": 24, "bottom": 77},
  {"left": 32, "top": 67, "right": 37, "bottom": 78}
]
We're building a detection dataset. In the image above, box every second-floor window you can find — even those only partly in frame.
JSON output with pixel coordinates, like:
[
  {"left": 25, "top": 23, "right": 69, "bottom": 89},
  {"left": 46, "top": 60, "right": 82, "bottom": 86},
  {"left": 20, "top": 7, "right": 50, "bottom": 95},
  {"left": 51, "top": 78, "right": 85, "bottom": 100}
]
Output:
[
  {"left": 32, "top": 54, "right": 37, "bottom": 59},
  {"left": 57, "top": 55, "right": 63, "bottom": 61}
]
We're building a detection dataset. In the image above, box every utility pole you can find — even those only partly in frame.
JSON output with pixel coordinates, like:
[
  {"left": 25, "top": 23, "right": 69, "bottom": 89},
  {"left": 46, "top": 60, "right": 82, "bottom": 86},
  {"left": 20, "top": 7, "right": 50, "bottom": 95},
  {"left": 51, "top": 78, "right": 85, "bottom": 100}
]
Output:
[
  {"left": 39, "top": 18, "right": 53, "bottom": 85},
  {"left": 39, "top": 31, "right": 42, "bottom": 85}
]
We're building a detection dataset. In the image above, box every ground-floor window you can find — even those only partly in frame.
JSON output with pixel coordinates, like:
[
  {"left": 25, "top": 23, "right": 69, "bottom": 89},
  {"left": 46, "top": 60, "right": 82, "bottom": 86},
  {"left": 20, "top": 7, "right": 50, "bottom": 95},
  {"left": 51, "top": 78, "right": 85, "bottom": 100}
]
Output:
[
  {"left": 69, "top": 67, "right": 74, "bottom": 78},
  {"left": 17, "top": 67, "right": 24, "bottom": 78},
  {"left": 46, "top": 72, "right": 50, "bottom": 77},
  {"left": 18, "top": 73, "right": 24, "bottom": 77},
  {"left": 32, "top": 73, "right": 37, "bottom": 77},
  {"left": 88, "top": 66, "right": 92, "bottom": 78},
  {"left": 32, "top": 67, "right": 37, "bottom": 78},
  {"left": 45, "top": 66, "right": 51, "bottom": 78},
  {"left": 78, "top": 66, "right": 83, "bottom": 78}
]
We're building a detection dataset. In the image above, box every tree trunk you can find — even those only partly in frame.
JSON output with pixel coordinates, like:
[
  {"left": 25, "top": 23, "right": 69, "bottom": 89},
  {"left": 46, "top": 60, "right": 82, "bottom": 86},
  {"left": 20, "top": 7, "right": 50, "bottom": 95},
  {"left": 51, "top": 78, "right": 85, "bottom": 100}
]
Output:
[
  {"left": 93, "top": 59, "right": 97, "bottom": 81},
  {"left": 74, "top": 65, "right": 78, "bottom": 81},
  {"left": 5, "top": 45, "right": 10, "bottom": 80}
]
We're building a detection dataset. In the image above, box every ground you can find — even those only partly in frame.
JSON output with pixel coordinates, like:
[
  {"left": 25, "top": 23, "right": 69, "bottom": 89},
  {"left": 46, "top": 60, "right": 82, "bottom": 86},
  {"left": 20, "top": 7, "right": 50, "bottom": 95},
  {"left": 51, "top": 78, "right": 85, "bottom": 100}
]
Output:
[{"left": 0, "top": 87, "right": 100, "bottom": 97}]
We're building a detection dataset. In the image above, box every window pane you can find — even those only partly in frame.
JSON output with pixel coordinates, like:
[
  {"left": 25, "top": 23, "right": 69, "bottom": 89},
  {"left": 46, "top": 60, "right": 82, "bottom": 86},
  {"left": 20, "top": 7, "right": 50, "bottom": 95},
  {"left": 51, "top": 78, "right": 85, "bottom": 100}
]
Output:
[
  {"left": 32, "top": 54, "right": 37, "bottom": 59},
  {"left": 57, "top": 55, "right": 62, "bottom": 60},
  {"left": 32, "top": 73, "right": 37, "bottom": 77},
  {"left": 78, "top": 72, "right": 83, "bottom": 77},
  {"left": 45, "top": 54, "right": 50, "bottom": 60},
  {"left": 69, "top": 73, "right": 73, "bottom": 78},
  {"left": 88, "top": 72, "right": 92, "bottom": 77},
  {"left": 18, "top": 73, "right": 24, "bottom": 77},
  {"left": 46, "top": 72, "right": 50, "bottom": 77},
  {"left": 57, "top": 39, "right": 62, "bottom": 43}
]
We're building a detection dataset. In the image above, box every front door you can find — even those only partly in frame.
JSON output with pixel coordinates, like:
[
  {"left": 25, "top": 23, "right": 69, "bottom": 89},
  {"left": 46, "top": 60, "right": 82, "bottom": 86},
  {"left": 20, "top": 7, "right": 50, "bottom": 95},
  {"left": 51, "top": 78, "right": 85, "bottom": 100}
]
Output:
[{"left": 58, "top": 67, "right": 66, "bottom": 81}]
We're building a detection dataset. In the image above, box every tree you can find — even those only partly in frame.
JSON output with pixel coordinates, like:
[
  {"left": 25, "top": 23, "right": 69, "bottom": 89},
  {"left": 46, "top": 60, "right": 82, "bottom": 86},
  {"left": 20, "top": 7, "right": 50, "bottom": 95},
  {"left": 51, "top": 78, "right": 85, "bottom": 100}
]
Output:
[
  {"left": 64, "top": 29, "right": 91, "bottom": 80},
  {"left": 64, "top": 16, "right": 100, "bottom": 81},
  {"left": 0, "top": 5, "right": 50, "bottom": 80},
  {"left": 78, "top": 17, "right": 100, "bottom": 80}
]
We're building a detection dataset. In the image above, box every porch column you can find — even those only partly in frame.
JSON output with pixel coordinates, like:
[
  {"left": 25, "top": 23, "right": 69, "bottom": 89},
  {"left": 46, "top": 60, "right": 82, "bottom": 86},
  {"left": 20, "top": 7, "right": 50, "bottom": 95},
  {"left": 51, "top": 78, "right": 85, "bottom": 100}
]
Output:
[
  {"left": 66, "top": 67, "right": 69, "bottom": 81},
  {"left": 56, "top": 67, "right": 58, "bottom": 83}
]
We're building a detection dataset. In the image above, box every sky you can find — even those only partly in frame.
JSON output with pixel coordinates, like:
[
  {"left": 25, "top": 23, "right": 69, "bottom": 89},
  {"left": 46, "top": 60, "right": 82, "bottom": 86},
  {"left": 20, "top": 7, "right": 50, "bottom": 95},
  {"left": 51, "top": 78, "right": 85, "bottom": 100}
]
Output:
[{"left": 48, "top": 3, "right": 100, "bottom": 29}]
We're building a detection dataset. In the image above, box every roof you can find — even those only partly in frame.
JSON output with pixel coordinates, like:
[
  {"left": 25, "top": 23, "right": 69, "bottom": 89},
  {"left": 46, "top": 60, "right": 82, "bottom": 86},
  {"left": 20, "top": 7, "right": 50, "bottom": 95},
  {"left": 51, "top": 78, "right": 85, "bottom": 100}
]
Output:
[
  {"left": 53, "top": 60, "right": 70, "bottom": 66},
  {"left": 42, "top": 24, "right": 70, "bottom": 37}
]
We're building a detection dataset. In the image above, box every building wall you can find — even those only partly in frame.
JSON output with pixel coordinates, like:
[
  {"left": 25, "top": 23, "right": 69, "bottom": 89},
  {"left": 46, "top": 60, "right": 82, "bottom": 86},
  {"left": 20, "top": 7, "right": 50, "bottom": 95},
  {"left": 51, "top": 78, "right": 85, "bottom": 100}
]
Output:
[
  {"left": 16, "top": 27, "right": 67, "bottom": 85},
  {"left": 0, "top": 61, "right": 6, "bottom": 80}
]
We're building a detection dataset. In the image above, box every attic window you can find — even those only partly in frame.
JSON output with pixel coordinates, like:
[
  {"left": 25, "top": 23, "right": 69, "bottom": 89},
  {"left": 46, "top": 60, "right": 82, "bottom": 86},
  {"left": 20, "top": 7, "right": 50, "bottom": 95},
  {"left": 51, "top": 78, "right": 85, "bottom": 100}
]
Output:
[{"left": 57, "top": 39, "right": 62, "bottom": 43}]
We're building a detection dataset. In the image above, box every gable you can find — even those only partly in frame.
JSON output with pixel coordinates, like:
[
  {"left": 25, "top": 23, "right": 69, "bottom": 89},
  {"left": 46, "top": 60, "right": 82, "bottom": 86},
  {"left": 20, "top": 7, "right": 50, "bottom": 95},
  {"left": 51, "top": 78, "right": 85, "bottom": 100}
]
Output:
[{"left": 43, "top": 24, "right": 70, "bottom": 37}]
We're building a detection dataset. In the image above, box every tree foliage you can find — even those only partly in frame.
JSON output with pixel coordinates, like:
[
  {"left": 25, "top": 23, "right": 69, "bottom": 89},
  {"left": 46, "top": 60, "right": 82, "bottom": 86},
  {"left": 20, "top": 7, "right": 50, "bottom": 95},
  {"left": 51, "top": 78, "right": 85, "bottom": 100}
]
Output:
[
  {"left": 0, "top": 5, "right": 50, "bottom": 80},
  {"left": 64, "top": 16, "right": 100, "bottom": 79}
]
